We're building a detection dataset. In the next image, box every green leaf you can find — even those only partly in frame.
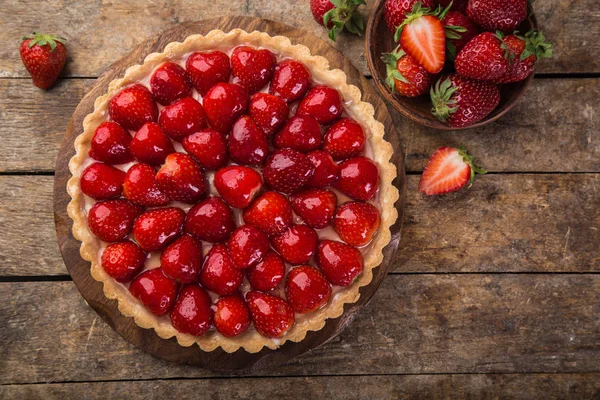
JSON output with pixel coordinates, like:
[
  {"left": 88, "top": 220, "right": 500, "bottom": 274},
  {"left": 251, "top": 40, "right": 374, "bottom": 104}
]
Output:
[
  {"left": 330, "top": 0, "right": 343, "bottom": 8},
  {"left": 323, "top": 9, "right": 335, "bottom": 27},
  {"left": 345, "top": 19, "right": 360, "bottom": 34},
  {"left": 351, "top": 12, "right": 364, "bottom": 33},
  {"left": 446, "top": 42, "right": 457, "bottom": 60}
]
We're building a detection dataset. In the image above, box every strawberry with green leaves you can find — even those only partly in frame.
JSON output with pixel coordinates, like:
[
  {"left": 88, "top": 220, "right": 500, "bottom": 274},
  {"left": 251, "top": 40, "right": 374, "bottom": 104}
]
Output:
[
  {"left": 310, "top": 0, "right": 366, "bottom": 41},
  {"left": 20, "top": 32, "right": 67, "bottom": 89},
  {"left": 382, "top": 46, "right": 432, "bottom": 97},
  {"left": 442, "top": 11, "right": 478, "bottom": 59},
  {"left": 494, "top": 30, "right": 553, "bottom": 84}
]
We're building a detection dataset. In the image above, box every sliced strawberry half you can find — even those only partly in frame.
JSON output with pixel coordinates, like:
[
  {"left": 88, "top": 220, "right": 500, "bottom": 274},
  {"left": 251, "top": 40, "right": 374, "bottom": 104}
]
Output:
[{"left": 246, "top": 291, "right": 295, "bottom": 338}]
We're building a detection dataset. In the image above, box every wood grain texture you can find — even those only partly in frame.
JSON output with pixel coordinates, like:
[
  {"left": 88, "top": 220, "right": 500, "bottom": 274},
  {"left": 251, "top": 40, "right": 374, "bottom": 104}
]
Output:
[
  {"left": 2, "top": 374, "right": 599, "bottom": 400},
  {"left": 1, "top": 78, "right": 598, "bottom": 173},
  {"left": 0, "top": 0, "right": 598, "bottom": 77},
  {"left": 2, "top": 277, "right": 599, "bottom": 383}
]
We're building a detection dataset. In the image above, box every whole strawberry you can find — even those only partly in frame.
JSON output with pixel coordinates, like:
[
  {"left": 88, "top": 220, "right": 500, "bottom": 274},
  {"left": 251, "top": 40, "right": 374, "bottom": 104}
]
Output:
[
  {"left": 430, "top": 74, "right": 500, "bottom": 128},
  {"left": 20, "top": 32, "right": 67, "bottom": 89},
  {"left": 494, "top": 30, "right": 553, "bottom": 84},
  {"left": 419, "top": 146, "right": 486, "bottom": 195},
  {"left": 455, "top": 32, "right": 509, "bottom": 81},
  {"left": 382, "top": 46, "right": 432, "bottom": 97},
  {"left": 467, "top": 0, "right": 527, "bottom": 33},
  {"left": 384, "top": 0, "right": 435, "bottom": 32},
  {"left": 442, "top": 11, "right": 479, "bottom": 59},
  {"left": 310, "top": 0, "right": 367, "bottom": 41}
]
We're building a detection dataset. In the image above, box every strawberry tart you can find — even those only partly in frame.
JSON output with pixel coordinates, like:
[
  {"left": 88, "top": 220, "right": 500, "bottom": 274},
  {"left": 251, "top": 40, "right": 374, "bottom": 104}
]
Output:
[{"left": 67, "top": 29, "right": 399, "bottom": 353}]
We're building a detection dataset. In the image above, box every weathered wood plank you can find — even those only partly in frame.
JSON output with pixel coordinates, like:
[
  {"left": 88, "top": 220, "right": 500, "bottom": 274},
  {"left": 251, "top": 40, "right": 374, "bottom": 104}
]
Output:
[
  {"left": 2, "top": 276, "right": 599, "bottom": 383},
  {"left": 1, "top": 174, "right": 598, "bottom": 276},
  {"left": 0, "top": 0, "right": 597, "bottom": 77},
  {"left": 1, "top": 374, "right": 599, "bottom": 400},
  {"left": 0, "top": 78, "right": 598, "bottom": 173}
]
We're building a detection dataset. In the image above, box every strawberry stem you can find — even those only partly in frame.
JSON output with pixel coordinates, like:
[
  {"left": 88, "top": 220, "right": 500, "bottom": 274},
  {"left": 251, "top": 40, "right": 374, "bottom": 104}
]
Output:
[
  {"left": 323, "top": 0, "right": 366, "bottom": 41},
  {"left": 23, "top": 32, "right": 67, "bottom": 52},
  {"left": 519, "top": 30, "right": 553, "bottom": 60},
  {"left": 430, "top": 78, "right": 459, "bottom": 123},
  {"left": 381, "top": 46, "right": 409, "bottom": 92},
  {"left": 457, "top": 146, "right": 487, "bottom": 185}
]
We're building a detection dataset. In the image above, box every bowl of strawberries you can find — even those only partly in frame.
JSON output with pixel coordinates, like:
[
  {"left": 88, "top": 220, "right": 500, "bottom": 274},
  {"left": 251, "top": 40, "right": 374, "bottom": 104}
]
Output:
[{"left": 365, "top": 0, "right": 552, "bottom": 129}]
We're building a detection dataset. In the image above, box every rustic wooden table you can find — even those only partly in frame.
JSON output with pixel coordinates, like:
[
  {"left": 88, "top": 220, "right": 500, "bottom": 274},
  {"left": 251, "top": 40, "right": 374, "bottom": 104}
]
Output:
[{"left": 1, "top": 1, "right": 599, "bottom": 399}]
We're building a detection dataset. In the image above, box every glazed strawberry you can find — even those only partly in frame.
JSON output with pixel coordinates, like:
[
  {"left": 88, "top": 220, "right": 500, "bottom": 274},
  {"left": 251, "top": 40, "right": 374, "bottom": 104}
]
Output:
[
  {"left": 442, "top": 11, "right": 479, "bottom": 58},
  {"left": 109, "top": 84, "right": 158, "bottom": 131},
  {"left": 307, "top": 150, "right": 340, "bottom": 188},
  {"left": 133, "top": 207, "right": 185, "bottom": 252},
  {"left": 20, "top": 32, "right": 67, "bottom": 89},
  {"left": 101, "top": 240, "right": 146, "bottom": 283},
  {"left": 323, "top": 118, "right": 365, "bottom": 160},
  {"left": 228, "top": 116, "right": 269, "bottom": 166},
  {"left": 285, "top": 266, "right": 331, "bottom": 313},
  {"left": 384, "top": 0, "right": 434, "bottom": 32},
  {"left": 493, "top": 30, "right": 553, "bottom": 84},
  {"left": 243, "top": 191, "right": 293, "bottom": 236},
  {"left": 214, "top": 294, "right": 251, "bottom": 337},
  {"left": 161, "top": 234, "right": 203, "bottom": 283},
  {"left": 184, "top": 197, "right": 235, "bottom": 242},
  {"left": 316, "top": 240, "right": 364, "bottom": 286},
  {"left": 231, "top": 46, "right": 276, "bottom": 94},
  {"left": 185, "top": 50, "right": 232, "bottom": 96},
  {"left": 333, "top": 201, "right": 381, "bottom": 247},
  {"left": 129, "top": 268, "right": 179, "bottom": 317},
  {"left": 214, "top": 166, "right": 263, "bottom": 209},
  {"left": 430, "top": 74, "right": 500, "bottom": 127},
  {"left": 158, "top": 97, "right": 207, "bottom": 141},
  {"left": 438, "top": 0, "right": 467, "bottom": 12},
  {"left": 310, "top": 0, "right": 366, "bottom": 41},
  {"left": 382, "top": 46, "right": 432, "bottom": 97},
  {"left": 290, "top": 189, "right": 337, "bottom": 229},
  {"left": 467, "top": 0, "right": 527, "bottom": 32},
  {"left": 263, "top": 149, "right": 315, "bottom": 194},
  {"left": 297, "top": 85, "right": 343, "bottom": 125},
  {"left": 272, "top": 224, "right": 318, "bottom": 265},
  {"left": 274, "top": 115, "right": 322, "bottom": 153},
  {"left": 89, "top": 121, "right": 133, "bottom": 165},
  {"left": 248, "top": 93, "right": 289, "bottom": 137},
  {"left": 123, "top": 163, "right": 170, "bottom": 206},
  {"left": 87, "top": 200, "right": 142, "bottom": 243},
  {"left": 395, "top": 3, "right": 446, "bottom": 74},
  {"left": 170, "top": 284, "right": 213, "bottom": 336},
  {"left": 418, "top": 146, "right": 486, "bottom": 195},
  {"left": 149, "top": 62, "right": 192, "bottom": 105},
  {"left": 156, "top": 153, "right": 208, "bottom": 204},
  {"left": 227, "top": 225, "right": 270, "bottom": 269},
  {"left": 246, "top": 291, "right": 295, "bottom": 338},
  {"left": 455, "top": 32, "right": 509, "bottom": 81},
  {"left": 203, "top": 83, "right": 249, "bottom": 134},
  {"left": 130, "top": 122, "right": 175, "bottom": 165},
  {"left": 80, "top": 163, "right": 125, "bottom": 200},
  {"left": 246, "top": 251, "right": 285, "bottom": 292},
  {"left": 182, "top": 129, "right": 228, "bottom": 170},
  {"left": 269, "top": 60, "right": 311, "bottom": 103},
  {"left": 335, "top": 156, "right": 380, "bottom": 201},
  {"left": 199, "top": 243, "right": 243, "bottom": 295}
]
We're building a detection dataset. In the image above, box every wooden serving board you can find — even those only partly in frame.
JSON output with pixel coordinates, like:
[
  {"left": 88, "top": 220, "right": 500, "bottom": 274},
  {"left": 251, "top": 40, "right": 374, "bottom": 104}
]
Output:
[{"left": 53, "top": 16, "right": 407, "bottom": 371}]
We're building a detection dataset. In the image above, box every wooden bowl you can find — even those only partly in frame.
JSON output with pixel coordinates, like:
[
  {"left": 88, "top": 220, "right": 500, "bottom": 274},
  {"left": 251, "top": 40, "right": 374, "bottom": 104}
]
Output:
[{"left": 365, "top": 0, "right": 538, "bottom": 130}]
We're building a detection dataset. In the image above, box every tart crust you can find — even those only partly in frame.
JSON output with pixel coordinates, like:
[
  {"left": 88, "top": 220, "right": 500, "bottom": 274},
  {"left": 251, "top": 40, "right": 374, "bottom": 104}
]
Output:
[{"left": 67, "top": 29, "right": 399, "bottom": 353}]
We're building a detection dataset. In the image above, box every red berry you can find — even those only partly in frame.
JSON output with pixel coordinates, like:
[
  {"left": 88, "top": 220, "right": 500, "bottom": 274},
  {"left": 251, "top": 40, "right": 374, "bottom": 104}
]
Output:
[
  {"left": 455, "top": 32, "right": 509, "bottom": 81},
  {"left": 129, "top": 268, "right": 179, "bottom": 316},
  {"left": 156, "top": 153, "right": 208, "bottom": 204},
  {"left": 246, "top": 291, "right": 295, "bottom": 338},
  {"left": 467, "top": 0, "right": 527, "bottom": 32},
  {"left": 248, "top": 92, "right": 289, "bottom": 137},
  {"left": 101, "top": 240, "right": 146, "bottom": 283},
  {"left": 185, "top": 50, "right": 231, "bottom": 96},
  {"left": 203, "top": 83, "right": 249, "bottom": 134},
  {"left": 231, "top": 46, "right": 276, "bottom": 94},
  {"left": 133, "top": 207, "right": 185, "bottom": 252},
  {"left": 307, "top": 150, "right": 340, "bottom": 188},
  {"left": 87, "top": 199, "right": 142, "bottom": 243},
  {"left": 243, "top": 191, "right": 293, "bottom": 236},
  {"left": 399, "top": 11, "right": 446, "bottom": 75},
  {"left": 273, "top": 115, "right": 322, "bottom": 153},
  {"left": 442, "top": 11, "right": 479, "bottom": 56},
  {"left": 290, "top": 189, "right": 338, "bottom": 229},
  {"left": 317, "top": 240, "right": 364, "bottom": 286},
  {"left": 170, "top": 284, "right": 213, "bottom": 336},
  {"left": 214, "top": 165, "right": 263, "bottom": 209},
  {"left": 80, "top": 163, "right": 125, "bottom": 200},
  {"left": 184, "top": 197, "right": 235, "bottom": 243},
  {"left": 149, "top": 62, "right": 192, "bottom": 106},
  {"left": 199, "top": 243, "right": 243, "bottom": 296},
  {"left": 20, "top": 33, "right": 67, "bottom": 89},
  {"left": 323, "top": 118, "right": 365, "bottom": 160},
  {"left": 214, "top": 294, "right": 251, "bottom": 337},
  {"left": 182, "top": 129, "right": 228, "bottom": 170},
  {"left": 269, "top": 60, "right": 311, "bottom": 102},
  {"left": 158, "top": 97, "right": 207, "bottom": 141},
  {"left": 333, "top": 201, "right": 381, "bottom": 247},
  {"left": 384, "top": 0, "right": 435, "bottom": 32},
  {"left": 227, "top": 225, "right": 270, "bottom": 269},
  {"left": 123, "top": 163, "right": 170, "bottom": 206},
  {"left": 309, "top": 0, "right": 366, "bottom": 40},
  {"left": 130, "top": 122, "right": 175, "bottom": 165},
  {"left": 89, "top": 121, "right": 133, "bottom": 165},
  {"left": 438, "top": 0, "right": 467, "bottom": 12},
  {"left": 161, "top": 234, "right": 203, "bottom": 283},
  {"left": 285, "top": 266, "right": 331, "bottom": 313},
  {"left": 272, "top": 224, "right": 318, "bottom": 265},
  {"left": 228, "top": 116, "right": 269, "bottom": 166},
  {"left": 109, "top": 84, "right": 158, "bottom": 131},
  {"left": 383, "top": 47, "right": 432, "bottom": 97},
  {"left": 263, "top": 149, "right": 315, "bottom": 194},
  {"left": 297, "top": 85, "right": 343, "bottom": 125},
  {"left": 494, "top": 31, "right": 552, "bottom": 84},
  {"left": 246, "top": 251, "right": 285, "bottom": 292},
  {"left": 335, "top": 156, "right": 380, "bottom": 201}
]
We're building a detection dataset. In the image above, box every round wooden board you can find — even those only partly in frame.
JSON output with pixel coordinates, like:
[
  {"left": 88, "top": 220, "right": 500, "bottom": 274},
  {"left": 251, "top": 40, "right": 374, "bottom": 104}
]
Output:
[{"left": 53, "top": 16, "right": 407, "bottom": 371}]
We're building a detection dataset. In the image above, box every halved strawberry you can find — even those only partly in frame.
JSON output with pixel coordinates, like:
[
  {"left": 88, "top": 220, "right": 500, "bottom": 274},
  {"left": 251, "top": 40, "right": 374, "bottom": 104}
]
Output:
[
  {"left": 87, "top": 200, "right": 143, "bottom": 243},
  {"left": 109, "top": 84, "right": 158, "bottom": 131},
  {"left": 129, "top": 268, "right": 179, "bottom": 317},
  {"left": 274, "top": 115, "right": 322, "bottom": 153},
  {"left": 285, "top": 266, "right": 331, "bottom": 313},
  {"left": 227, "top": 225, "right": 270, "bottom": 269},
  {"left": 263, "top": 149, "right": 315, "bottom": 194},
  {"left": 246, "top": 251, "right": 285, "bottom": 292},
  {"left": 335, "top": 156, "right": 380, "bottom": 201},
  {"left": 307, "top": 150, "right": 340, "bottom": 188},
  {"left": 272, "top": 224, "right": 318, "bottom": 265},
  {"left": 170, "top": 284, "right": 213, "bottom": 336},
  {"left": 454, "top": 31, "right": 509, "bottom": 81},
  {"left": 130, "top": 122, "right": 175, "bottom": 165},
  {"left": 158, "top": 97, "right": 207, "bottom": 141},
  {"left": 228, "top": 116, "right": 269, "bottom": 166},
  {"left": 203, "top": 83, "right": 249, "bottom": 134},
  {"left": 316, "top": 240, "right": 364, "bottom": 286},
  {"left": 156, "top": 153, "right": 207, "bottom": 204},
  {"left": 231, "top": 46, "right": 276, "bottom": 94},
  {"left": 297, "top": 85, "right": 343, "bottom": 125},
  {"left": 323, "top": 118, "right": 365, "bottom": 160},
  {"left": 80, "top": 163, "right": 125, "bottom": 200},
  {"left": 269, "top": 60, "right": 312, "bottom": 103},
  {"left": 243, "top": 191, "right": 294, "bottom": 236},
  {"left": 161, "top": 234, "right": 203, "bottom": 283},
  {"left": 182, "top": 129, "right": 228, "bottom": 170},
  {"left": 185, "top": 50, "right": 231, "bottom": 96},
  {"left": 418, "top": 146, "right": 486, "bottom": 195},
  {"left": 123, "top": 163, "right": 170, "bottom": 206},
  {"left": 150, "top": 62, "right": 192, "bottom": 106},
  {"left": 89, "top": 121, "right": 133, "bottom": 165},
  {"left": 214, "top": 165, "right": 263, "bottom": 209},
  {"left": 493, "top": 30, "right": 553, "bottom": 84},
  {"left": 333, "top": 201, "right": 381, "bottom": 247},
  {"left": 214, "top": 293, "right": 251, "bottom": 337},
  {"left": 246, "top": 291, "right": 295, "bottom": 338},
  {"left": 200, "top": 243, "right": 243, "bottom": 296},
  {"left": 184, "top": 197, "right": 235, "bottom": 243},
  {"left": 382, "top": 46, "right": 432, "bottom": 97},
  {"left": 101, "top": 240, "right": 146, "bottom": 283},
  {"left": 132, "top": 207, "right": 185, "bottom": 252},
  {"left": 290, "top": 189, "right": 338, "bottom": 229},
  {"left": 249, "top": 93, "right": 289, "bottom": 138}
]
